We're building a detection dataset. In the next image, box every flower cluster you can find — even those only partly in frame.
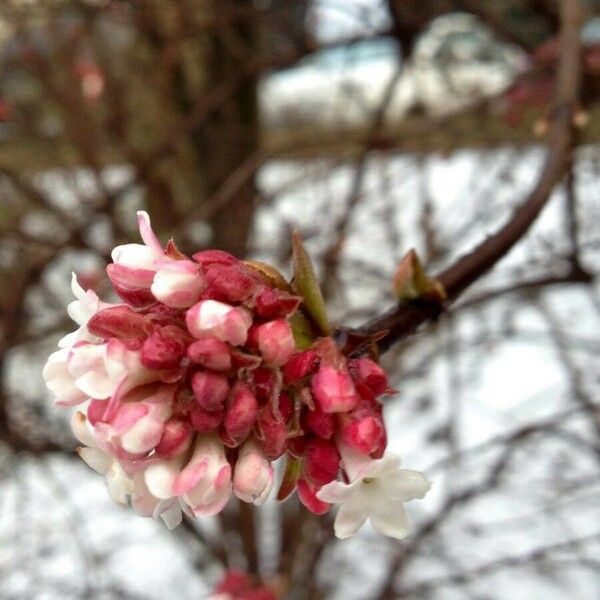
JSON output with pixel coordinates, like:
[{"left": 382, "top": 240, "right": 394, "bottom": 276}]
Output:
[{"left": 43, "top": 211, "right": 431, "bottom": 537}]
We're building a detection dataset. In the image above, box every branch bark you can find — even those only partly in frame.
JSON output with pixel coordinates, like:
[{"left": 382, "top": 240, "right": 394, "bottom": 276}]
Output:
[{"left": 354, "top": 0, "right": 584, "bottom": 354}]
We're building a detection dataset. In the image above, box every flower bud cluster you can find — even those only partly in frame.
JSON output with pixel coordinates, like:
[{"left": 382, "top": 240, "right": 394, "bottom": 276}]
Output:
[{"left": 43, "top": 211, "right": 393, "bottom": 530}]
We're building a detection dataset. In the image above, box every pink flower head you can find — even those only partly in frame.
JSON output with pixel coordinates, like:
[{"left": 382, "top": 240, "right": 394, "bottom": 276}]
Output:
[
  {"left": 186, "top": 300, "right": 252, "bottom": 346},
  {"left": 45, "top": 209, "right": 401, "bottom": 539},
  {"left": 311, "top": 365, "right": 359, "bottom": 413},
  {"left": 256, "top": 319, "right": 296, "bottom": 366},
  {"left": 233, "top": 439, "right": 274, "bottom": 504}
]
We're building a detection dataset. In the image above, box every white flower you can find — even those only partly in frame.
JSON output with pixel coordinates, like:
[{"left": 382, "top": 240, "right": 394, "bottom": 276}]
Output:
[
  {"left": 58, "top": 273, "right": 113, "bottom": 348},
  {"left": 71, "top": 412, "right": 134, "bottom": 504},
  {"left": 316, "top": 446, "right": 431, "bottom": 540}
]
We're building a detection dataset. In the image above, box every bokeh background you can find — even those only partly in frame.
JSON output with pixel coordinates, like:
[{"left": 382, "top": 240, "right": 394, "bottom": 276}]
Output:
[{"left": 1, "top": 1, "right": 600, "bottom": 599}]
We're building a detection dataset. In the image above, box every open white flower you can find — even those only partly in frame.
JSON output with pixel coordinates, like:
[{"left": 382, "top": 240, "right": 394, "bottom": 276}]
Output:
[{"left": 317, "top": 445, "right": 431, "bottom": 539}]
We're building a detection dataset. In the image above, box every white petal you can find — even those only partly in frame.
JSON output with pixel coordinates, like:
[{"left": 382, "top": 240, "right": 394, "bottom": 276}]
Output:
[
  {"left": 338, "top": 442, "right": 375, "bottom": 481},
  {"left": 77, "top": 447, "right": 111, "bottom": 474},
  {"left": 369, "top": 502, "right": 409, "bottom": 540},
  {"left": 316, "top": 479, "right": 358, "bottom": 504},
  {"left": 382, "top": 470, "right": 432, "bottom": 502},
  {"left": 105, "top": 461, "right": 134, "bottom": 504},
  {"left": 70, "top": 272, "right": 87, "bottom": 300},
  {"left": 71, "top": 412, "right": 97, "bottom": 447},
  {"left": 144, "top": 457, "right": 183, "bottom": 499},
  {"left": 334, "top": 491, "right": 368, "bottom": 539},
  {"left": 362, "top": 453, "right": 401, "bottom": 480}
]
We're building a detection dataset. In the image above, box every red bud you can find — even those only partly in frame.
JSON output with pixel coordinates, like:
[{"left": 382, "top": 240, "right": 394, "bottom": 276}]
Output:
[{"left": 191, "top": 371, "right": 229, "bottom": 411}]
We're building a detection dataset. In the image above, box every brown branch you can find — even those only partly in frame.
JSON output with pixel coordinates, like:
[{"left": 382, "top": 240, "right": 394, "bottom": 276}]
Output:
[{"left": 354, "top": 0, "right": 584, "bottom": 354}]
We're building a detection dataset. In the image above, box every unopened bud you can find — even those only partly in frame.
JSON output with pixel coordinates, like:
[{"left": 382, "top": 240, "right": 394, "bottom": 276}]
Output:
[
  {"left": 189, "top": 404, "right": 224, "bottom": 432},
  {"left": 302, "top": 438, "right": 340, "bottom": 486},
  {"left": 283, "top": 350, "right": 318, "bottom": 385},
  {"left": 340, "top": 413, "right": 386, "bottom": 456},
  {"left": 233, "top": 439, "right": 274, "bottom": 505},
  {"left": 87, "top": 305, "right": 146, "bottom": 339},
  {"left": 297, "top": 478, "right": 330, "bottom": 515},
  {"left": 187, "top": 337, "right": 231, "bottom": 371},
  {"left": 186, "top": 300, "right": 252, "bottom": 347},
  {"left": 223, "top": 384, "right": 258, "bottom": 446},
  {"left": 301, "top": 405, "right": 335, "bottom": 439},
  {"left": 191, "top": 371, "right": 229, "bottom": 411},
  {"left": 255, "top": 406, "right": 288, "bottom": 459},
  {"left": 350, "top": 358, "right": 389, "bottom": 396},
  {"left": 256, "top": 319, "right": 296, "bottom": 366},
  {"left": 141, "top": 327, "right": 187, "bottom": 370},
  {"left": 155, "top": 418, "right": 193, "bottom": 458},
  {"left": 254, "top": 286, "right": 302, "bottom": 318},
  {"left": 312, "top": 365, "right": 359, "bottom": 413}
]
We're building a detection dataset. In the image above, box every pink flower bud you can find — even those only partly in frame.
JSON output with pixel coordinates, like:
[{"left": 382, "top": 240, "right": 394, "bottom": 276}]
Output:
[
  {"left": 155, "top": 418, "right": 193, "bottom": 458},
  {"left": 297, "top": 478, "right": 330, "bottom": 515},
  {"left": 283, "top": 350, "right": 318, "bottom": 385},
  {"left": 189, "top": 404, "right": 224, "bottom": 432},
  {"left": 106, "top": 264, "right": 156, "bottom": 307},
  {"left": 222, "top": 384, "right": 258, "bottom": 447},
  {"left": 340, "top": 413, "right": 386, "bottom": 456},
  {"left": 302, "top": 438, "right": 340, "bottom": 486},
  {"left": 251, "top": 367, "right": 277, "bottom": 402},
  {"left": 301, "top": 405, "right": 335, "bottom": 439},
  {"left": 256, "top": 319, "right": 296, "bottom": 366},
  {"left": 186, "top": 300, "right": 252, "bottom": 346},
  {"left": 312, "top": 365, "right": 359, "bottom": 413},
  {"left": 187, "top": 337, "right": 232, "bottom": 371},
  {"left": 254, "top": 286, "right": 302, "bottom": 318},
  {"left": 106, "top": 213, "right": 164, "bottom": 307},
  {"left": 191, "top": 371, "right": 229, "bottom": 411},
  {"left": 204, "top": 263, "right": 260, "bottom": 303},
  {"left": 97, "top": 385, "right": 173, "bottom": 456},
  {"left": 350, "top": 358, "right": 389, "bottom": 396},
  {"left": 141, "top": 327, "right": 187, "bottom": 370},
  {"left": 87, "top": 305, "right": 146, "bottom": 339},
  {"left": 233, "top": 439, "right": 274, "bottom": 504},
  {"left": 151, "top": 259, "right": 205, "bottom": 308},
  {"left": 254, "top": 406, "right": 288, "bottom": 460}
]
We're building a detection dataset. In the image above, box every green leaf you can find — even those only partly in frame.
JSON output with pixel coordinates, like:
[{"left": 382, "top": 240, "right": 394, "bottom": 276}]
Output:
[
  {"left": 291, "top": 230, "right": 332, "bottom": 336},
  {"left": 392, "top": 249, "right": 446, "bottom": 302},
  {"left": 277, "top": 455, "right": 302, "bottom": 502},
  {"left": 289, "top": 311, "right": 315, "bottom": 350}
]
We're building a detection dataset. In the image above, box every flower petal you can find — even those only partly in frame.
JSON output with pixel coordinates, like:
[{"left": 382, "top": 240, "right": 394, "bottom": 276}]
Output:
[
  {"left": 333, "top": 491, "right": 368, "bottom": 539},
  {"left": 369, "top": 502, "right": 409, "bottom": 540},
  {"left": 316, "top": 479, "right": 357, "bottom": 504},
  {"left": 77, "top": 447, "right": 111, "bottom": 474},
  {"left": 382, "top": 470, "right": 432, "bottom": 502},
  {"left": 144, "top": 456, "right": 184, "bottom": 499}
]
